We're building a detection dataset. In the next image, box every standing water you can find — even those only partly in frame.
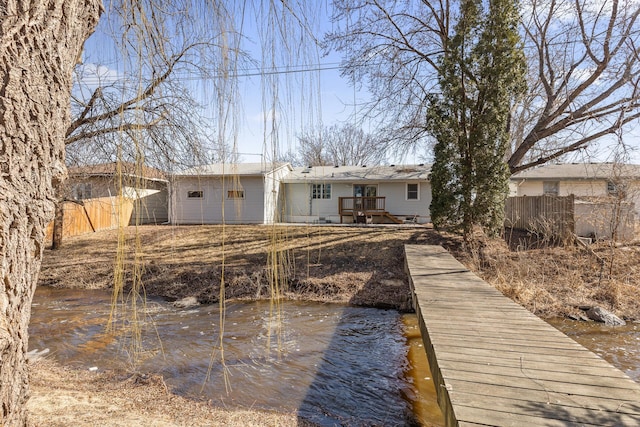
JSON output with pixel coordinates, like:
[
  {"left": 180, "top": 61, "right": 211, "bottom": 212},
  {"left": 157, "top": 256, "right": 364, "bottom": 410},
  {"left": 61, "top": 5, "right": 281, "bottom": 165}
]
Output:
[
  {"left": 29, "top": 287, "right": 440, "bottom": 426},
  {"left": 549, "top": 318, "right": 640, "bottom": 382}
]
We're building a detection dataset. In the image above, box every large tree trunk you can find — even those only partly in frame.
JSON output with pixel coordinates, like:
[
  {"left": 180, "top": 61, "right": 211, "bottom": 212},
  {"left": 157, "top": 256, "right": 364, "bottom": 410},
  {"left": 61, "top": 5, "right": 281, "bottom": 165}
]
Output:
[
  {"left": 51, "top": 202, "right": 65, "bottom": 250},
  {"left": 0, "top": 1, "right": 100, "bottom": 425}
]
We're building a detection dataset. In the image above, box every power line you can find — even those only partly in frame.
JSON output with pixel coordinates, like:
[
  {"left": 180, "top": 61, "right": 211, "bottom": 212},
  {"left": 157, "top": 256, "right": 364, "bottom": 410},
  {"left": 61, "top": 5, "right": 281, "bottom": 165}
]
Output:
[{"left": 77, "top": 62, "right": 347, "bottom": 85}]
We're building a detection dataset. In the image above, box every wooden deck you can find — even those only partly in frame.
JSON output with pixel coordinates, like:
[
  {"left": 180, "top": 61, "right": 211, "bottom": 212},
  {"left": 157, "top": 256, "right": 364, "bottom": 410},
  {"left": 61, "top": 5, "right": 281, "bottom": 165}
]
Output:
[
  {"left": 404, "top": 244, "right": 640, "bottom": 426},
  {"left": 338, "top": 196, "right": 403, "bottom": 224}
]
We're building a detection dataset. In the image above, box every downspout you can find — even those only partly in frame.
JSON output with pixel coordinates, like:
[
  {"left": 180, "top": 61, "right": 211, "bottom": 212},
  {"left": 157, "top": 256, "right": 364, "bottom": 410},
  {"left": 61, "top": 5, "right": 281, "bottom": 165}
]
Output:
[{"left": 308, "top": 181, "right": 313, "bottom": 217}]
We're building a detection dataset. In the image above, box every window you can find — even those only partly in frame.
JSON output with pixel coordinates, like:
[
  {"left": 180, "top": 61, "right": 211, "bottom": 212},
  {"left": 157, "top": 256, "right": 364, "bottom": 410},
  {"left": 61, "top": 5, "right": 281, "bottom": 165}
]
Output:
[
  {"left": 227, "top": 190, "right": 245, "bottom": 199},
  {"left": 407, "top": 183, "right": 419, "bottom": 200},
  {"left": 312, "top": 183, "right": 331, "bottom": 199},
  {"left": 607, "top": 181, "right": 626, "bottom": 197},
  {"left": 542, "top": 181, "right": 559, "bottom": 196},
  {"left": 187, "top": 190, "right": 203, "bottom": 198},
  {"left": 71, "top": 183, "right": 92, "bottom": 200}
]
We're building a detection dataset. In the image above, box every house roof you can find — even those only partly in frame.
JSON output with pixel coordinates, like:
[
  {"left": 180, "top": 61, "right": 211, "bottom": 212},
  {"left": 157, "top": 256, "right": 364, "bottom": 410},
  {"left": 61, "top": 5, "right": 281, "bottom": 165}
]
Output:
[
  {"left": 176, "top": 162, "right": 292, "bottom": 177},
  {"left": 68, "top": 162, "right": 168, "bottom": 182},
  {"left": 282, "top": 164, "right": 432, "bottom": 182},
  {"left": 511, "top": 163, "right": 640, "bottom": 180}
]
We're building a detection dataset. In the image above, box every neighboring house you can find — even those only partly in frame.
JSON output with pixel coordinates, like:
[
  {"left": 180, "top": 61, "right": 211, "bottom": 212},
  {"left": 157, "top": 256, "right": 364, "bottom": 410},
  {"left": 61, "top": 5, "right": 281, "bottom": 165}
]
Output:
[
  {"left": 281, "top": 164, "right": 432, "bottom": 224},
  {"left": 510, "top": 163, "right": 640, "bottom": 211},
  {"left": 170, "top": 162, "right": 292, "bottom": 224},
  {"left": 509, "top": 163, "right": 640, "bottom": 240},
  {"left": 67, "top": 162, "right": 169, "bottom": 224}
]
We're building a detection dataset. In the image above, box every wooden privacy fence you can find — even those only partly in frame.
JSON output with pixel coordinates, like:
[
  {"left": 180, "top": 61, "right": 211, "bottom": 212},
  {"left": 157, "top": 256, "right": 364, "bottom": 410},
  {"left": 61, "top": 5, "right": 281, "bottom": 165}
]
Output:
[
  {"left": 504, "top": 195, "right": 575, "bottom": 238},
  {"left": 46, "top": 196, "right": 134, "bottom": 241}
]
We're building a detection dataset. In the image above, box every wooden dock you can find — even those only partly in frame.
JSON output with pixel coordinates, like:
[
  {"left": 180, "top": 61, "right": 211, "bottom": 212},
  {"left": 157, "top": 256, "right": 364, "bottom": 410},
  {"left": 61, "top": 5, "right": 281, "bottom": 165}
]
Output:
[{"left": 405, "top": 244, "right": 640, "bottom": 426}]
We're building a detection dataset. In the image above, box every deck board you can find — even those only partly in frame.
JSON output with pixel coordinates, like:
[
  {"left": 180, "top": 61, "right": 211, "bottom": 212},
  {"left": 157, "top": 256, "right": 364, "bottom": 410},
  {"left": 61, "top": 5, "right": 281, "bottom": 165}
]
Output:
[{"left": 405, "top": 244, "right": 640, "bottom": 426}]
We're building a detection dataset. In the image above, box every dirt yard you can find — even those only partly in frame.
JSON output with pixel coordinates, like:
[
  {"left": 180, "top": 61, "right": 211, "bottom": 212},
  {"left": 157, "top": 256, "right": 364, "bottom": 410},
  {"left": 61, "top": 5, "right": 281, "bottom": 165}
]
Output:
[
  {"left": 39, "top": 224, "right": 429, "bottom": 311},
  {"left": 30, "top": 223, "right": 640, "bottom": 425},
  {"left": 27, "top": 359, "right": 314, "bottom": 427}
]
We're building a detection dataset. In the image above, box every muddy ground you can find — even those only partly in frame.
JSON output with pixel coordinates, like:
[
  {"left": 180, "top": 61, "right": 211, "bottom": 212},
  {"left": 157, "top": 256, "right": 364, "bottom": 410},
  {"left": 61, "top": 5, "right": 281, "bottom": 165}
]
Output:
[{"left": 30, "top": 224, "right": 640, "bottom": 426}]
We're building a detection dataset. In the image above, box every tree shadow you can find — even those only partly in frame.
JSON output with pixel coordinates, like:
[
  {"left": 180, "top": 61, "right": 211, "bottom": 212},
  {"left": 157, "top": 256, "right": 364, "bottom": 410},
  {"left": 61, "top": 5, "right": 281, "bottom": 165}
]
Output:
[
  {"left": 295, "top": 230, "right": 441, "bottom": 426},
  {"left": 295, "top": 302, "right": 421, "bottom": 426}
]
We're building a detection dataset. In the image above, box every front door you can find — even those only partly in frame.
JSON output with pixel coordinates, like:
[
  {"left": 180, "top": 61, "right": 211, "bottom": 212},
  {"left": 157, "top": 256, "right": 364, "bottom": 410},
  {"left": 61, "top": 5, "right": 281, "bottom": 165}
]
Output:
[{"left": 353, "top": 185, "right": 377, "bottom": 210}]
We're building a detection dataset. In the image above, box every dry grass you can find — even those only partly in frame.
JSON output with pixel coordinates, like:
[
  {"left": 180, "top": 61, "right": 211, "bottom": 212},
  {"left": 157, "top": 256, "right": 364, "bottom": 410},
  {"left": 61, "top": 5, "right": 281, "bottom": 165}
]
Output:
[
  {"left": 40, "top": 224, "right": 428, "bottom": 311},
  {"left": 39, "top": 224, "right": 640, "bottom": 320},
  {"left": 28, "top": 359, "right": 313, "bottom": 427},
  {"left": 451, "top": 229, "right": 640, "bottom": 320}
]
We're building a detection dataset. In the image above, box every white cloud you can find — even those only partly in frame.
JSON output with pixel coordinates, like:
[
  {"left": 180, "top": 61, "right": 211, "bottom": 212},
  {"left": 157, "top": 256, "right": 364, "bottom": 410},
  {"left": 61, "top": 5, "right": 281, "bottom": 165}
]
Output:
[{"left": 74, "top": 63, "right": 120, "bottom": 87}]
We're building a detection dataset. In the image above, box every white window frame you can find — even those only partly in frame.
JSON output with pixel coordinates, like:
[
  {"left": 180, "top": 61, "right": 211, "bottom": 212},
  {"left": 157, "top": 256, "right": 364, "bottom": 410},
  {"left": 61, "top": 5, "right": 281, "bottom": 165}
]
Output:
[
  {"left": 406, "top": 183, "right": 420, "bottom": 200},
  {"left": 312, "top": 183, "right": 331, "bottom": 200}
]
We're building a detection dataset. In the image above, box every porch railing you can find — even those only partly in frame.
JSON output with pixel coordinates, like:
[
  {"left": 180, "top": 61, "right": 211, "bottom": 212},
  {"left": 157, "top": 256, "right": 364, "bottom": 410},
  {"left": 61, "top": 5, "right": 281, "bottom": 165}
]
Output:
[{"left": 338, "top": 196, "right": 386, "bottom": 222}]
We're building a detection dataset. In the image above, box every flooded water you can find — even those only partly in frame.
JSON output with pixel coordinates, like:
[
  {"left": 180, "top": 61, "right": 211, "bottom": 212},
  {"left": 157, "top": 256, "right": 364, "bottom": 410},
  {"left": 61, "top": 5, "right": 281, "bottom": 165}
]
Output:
[
  {"left": 29, "top": 287, "right": 640, "bottom": 425},
  {"left": 548, "top": 318, "right": 640, "bottom": 382},
  {"left": 29, "top": 287, "right": 439, "bottom": 426},
  {"left": 402, "top": 315, "right": 445, "bottom": 426}
]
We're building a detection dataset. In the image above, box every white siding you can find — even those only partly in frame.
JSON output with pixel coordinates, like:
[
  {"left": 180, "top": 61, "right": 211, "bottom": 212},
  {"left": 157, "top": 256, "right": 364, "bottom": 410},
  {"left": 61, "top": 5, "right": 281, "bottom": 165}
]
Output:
[
  {"left": 282, "top": 182, "right": 352, "bottom": 223},
  {"left": 560, "top": 180, "right": 605, "bottom": 197},
  {"left": 513, "top": 181, "right": 543, "bottom": 196},
  {"left": 513, "top": 180, "right": 606, "bottom": 197},
  {"left": 283, "top": 180, "right": 432, "bottom": 223},
  {"left": 264, "top": 166, "right": 290, "bottom": 223},
  {"left": 172, "top": 176, "right": 265, "bottom": 224},
  {"left": 283, "top": 183, "right": 311, "bottom": 219},
  {"left": 379, "top": 181, "right": 431, "bottom": 222},
  {"left": 575, "top": 201, "right": 635, "bottom": 241},
  {"left": 627, "top": 180, "right": 640, "bottom": 215},
  {"left": 511, "top": 178, "right": 640, "bottom": 218},
  {"left": 130, "top": 182, "right": 168, "bottom": 224}
]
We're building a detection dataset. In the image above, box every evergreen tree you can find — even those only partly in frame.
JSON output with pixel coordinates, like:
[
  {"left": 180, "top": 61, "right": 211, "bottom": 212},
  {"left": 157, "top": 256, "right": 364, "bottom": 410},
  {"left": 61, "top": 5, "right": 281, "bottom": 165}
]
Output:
[{"left": 428, "top": 0, "right": 526, "bottom": 241}]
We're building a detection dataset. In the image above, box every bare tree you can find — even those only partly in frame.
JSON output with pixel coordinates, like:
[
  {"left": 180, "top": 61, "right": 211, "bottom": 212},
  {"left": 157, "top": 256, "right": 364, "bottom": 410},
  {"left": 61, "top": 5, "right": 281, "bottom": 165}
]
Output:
[
  {"left": 0, "top": 1, "right": 101, "bottom": 424},
  {"left": 298, "top": 130, "right": 330, "bottom": 165},
  {"left": 297, "top": 123, "right": 387, "bottom": 166},
  {"left": 52, "top": 2, "right": 240, "bottom": 249},
  {"left": 1, "top": 0, "right": 325, "bottom": 420},
  {"left": 327, "top": 0, "right": 640, "bottom": 173},
  {"left": 510, "top": 0, "right": 640, "bottom": 172},
  {"left": 65, "top": 1, "right": 240, "bottom": 170}
]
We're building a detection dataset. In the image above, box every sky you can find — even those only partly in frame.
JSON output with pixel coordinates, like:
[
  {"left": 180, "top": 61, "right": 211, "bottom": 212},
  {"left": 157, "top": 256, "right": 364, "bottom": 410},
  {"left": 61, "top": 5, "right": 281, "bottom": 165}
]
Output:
[
  {"left": 77, "top": 1, "right": 394, "bottom": 167},
  {"left": 76, "top": 1, "right": 640, "bottom": 167}
]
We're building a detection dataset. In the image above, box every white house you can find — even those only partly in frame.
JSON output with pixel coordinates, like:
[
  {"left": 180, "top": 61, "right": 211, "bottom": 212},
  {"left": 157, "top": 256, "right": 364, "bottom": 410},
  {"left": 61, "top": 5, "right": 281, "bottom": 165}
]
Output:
[
  {"left": 510, "top": 163, "right": 640, "bottom": 212},
  {"left": 281, "top": 164, "right": 432, "bottom": 224},
  {"left": 168, "top": 161, "right": 640, "bottom": 232},
  {"left": 509, "top": 163, "right": 640, "bottom": 240},
  {"left": 170, "top": 162, "right": 292, "bottom": 224}
]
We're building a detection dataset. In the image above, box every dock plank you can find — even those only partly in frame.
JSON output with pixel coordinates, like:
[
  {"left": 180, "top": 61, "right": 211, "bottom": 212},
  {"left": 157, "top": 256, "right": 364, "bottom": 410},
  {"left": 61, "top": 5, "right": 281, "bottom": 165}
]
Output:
[
  {"left": 405, "top": 244, "right": 640, "bottom": 427},
  {"left": 445, "top": 379, "right": 640, "bottom": 415}
]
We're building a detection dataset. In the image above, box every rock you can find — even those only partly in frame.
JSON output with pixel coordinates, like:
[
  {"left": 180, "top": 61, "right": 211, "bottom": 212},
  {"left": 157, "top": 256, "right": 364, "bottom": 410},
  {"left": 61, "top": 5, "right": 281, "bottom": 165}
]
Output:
[
  {"left": 172, "top": 296, "right": 199, "bottom": 308},
  {"left": 585, "top": 306, "right": 626, "bottom": 326}
]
